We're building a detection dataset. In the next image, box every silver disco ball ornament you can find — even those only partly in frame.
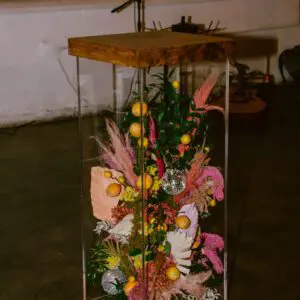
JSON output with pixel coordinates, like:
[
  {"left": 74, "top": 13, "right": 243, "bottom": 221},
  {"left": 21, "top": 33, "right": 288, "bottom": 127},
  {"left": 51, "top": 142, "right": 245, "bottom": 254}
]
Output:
[
  {"left": 101, "top": 269, "right": 126, "bottom": 295},
  {"left": 161, "top": 169, "right": 186, "bottom": 195}
]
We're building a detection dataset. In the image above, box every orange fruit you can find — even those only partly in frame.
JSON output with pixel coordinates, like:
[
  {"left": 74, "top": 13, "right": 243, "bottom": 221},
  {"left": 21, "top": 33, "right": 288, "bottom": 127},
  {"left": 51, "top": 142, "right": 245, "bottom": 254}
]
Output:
[
  {"left": 129, "top": 123, "right": 144, "bottom": 138},
  {"left": 132, "top": 102, "right": 148, "bottom": 117},
  {"left": 136, "top": 173, "right": 153, "bottom": 190},
  {"left": 105, "top": 183, "right": 122, "bottom": 197},
  {"left": 175, "top": 215, "right": 191, "bottom": 229},
  {"left": 172, "top": 80, "right": 180, "bottom": 89},
  {"left": 124, "top": 280, "right": 137, "bottom": 295},
  {"left": 138, "top": 137, "right": 149, "bottom": 148},
  {"left": 166, "top": 266, "right": 180, "bottom": 281},
  {"left": 180, "top": 134, "right": 191, "bottom": 145}
]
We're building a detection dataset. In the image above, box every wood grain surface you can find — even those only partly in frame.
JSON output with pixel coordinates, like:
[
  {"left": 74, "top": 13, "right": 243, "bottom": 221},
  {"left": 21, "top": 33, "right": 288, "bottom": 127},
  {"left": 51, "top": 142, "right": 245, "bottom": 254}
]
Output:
[{"left": 68, "top": 31, "right": 234, "bottom": 67}]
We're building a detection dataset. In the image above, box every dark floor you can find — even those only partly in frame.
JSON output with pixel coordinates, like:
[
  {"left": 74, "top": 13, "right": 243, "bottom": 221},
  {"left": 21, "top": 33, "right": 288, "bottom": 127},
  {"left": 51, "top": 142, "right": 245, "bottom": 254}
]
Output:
[{"left": 0, "top": 83, "right": 300, "bottom": 300}]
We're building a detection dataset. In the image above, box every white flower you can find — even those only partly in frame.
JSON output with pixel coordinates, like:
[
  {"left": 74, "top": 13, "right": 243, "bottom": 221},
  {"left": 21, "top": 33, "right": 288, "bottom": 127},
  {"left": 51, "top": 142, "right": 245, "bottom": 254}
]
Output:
[
  {"left": 94, "top": 220, "right": 113, "bottom": 235},
  {"left": 109, "top": 233, "right": 130, "bottom": 244},
  {"left": 202, "top": 288, "right": 221, "bottom": 300},
  {"left": 108, "top": 214, "right": 133, "bottom": 243},
  {"left": 166, "top": 231, "right": 193, "bottom": 275}
]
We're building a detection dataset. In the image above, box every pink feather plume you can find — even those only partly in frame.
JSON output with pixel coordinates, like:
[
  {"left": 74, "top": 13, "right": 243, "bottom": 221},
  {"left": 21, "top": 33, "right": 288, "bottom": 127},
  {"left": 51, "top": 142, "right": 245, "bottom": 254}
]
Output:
[
  {"left": 95, "top": 119, "right": 137, "bottom": 187},
  {"left": 192, "top": 74, "right": 224, "bottom": 114},
  {"left": 201, "top": 233, "right": 224, "bottom": 274}
]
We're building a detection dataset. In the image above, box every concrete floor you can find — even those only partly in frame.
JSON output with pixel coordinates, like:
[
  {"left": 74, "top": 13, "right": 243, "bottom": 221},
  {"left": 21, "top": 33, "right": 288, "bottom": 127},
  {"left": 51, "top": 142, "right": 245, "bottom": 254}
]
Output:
[{"left": 0, "top": 84, "right": 300, "bottom": 300}]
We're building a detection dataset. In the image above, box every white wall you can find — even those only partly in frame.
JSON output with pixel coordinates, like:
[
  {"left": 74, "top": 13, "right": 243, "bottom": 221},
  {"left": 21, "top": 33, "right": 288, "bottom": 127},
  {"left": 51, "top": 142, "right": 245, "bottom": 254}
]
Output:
[{"left": 0, "top": 0, "right": 299, "bottom": 126}]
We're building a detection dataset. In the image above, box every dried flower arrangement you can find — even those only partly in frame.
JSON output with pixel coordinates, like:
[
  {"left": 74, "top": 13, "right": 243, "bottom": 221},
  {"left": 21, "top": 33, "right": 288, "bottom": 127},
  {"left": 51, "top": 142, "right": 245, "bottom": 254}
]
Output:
[{"left": 87, "top": 70, "right": 225, "bottom": 300}]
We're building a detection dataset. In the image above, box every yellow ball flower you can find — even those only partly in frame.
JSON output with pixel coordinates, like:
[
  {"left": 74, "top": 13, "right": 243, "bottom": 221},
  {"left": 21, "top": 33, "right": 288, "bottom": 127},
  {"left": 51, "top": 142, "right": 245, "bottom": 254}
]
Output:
[
  {"left": 132, "top": 102, "right": 148, "bottom": 117},
  {"left": 166, "top": 266, "right": 181, "bottom": 281},
  {"left": 150, "top": 217, "right": 156, "bottom": 224},
  {"left": 180, "top": 134, "right": 192, "bottom": 145},
  {"left": 138, "top": 137, "right": 149, "bottom": 148},
  {"left": 204, "top": 146, "right": 210, "bottom": 153},
  {"left": 106, "top": 255, "right": 120, "bottom": 269},
  {"left": 106, "top": 183, "right": 122, "bottom": 197},
  {"left": 157, "top": 245, "right": 165, "bottom": 252},
  {"left": 151, "top": 178, "right": 162, "bottom": 192},
  {"left": 162, "top": 223, "right": 168, "bottom": 231},
  {"left": 138, "top": 224, "right": 150, "bottom": 236},
  {"left": 104, "top": 170, "right": 112, "bottom": 178},
  {"left": 128, "top": 276, "right": 136, "bottom": 282},
  {"left": 133, "top": 255, "right": 142, "bottom": 269},
  {"left": 129, "top": 123, "right": 144, "bottom": 138},
  {"left": 117, "top": 176, "right": 125, "bottom": 184},
  {"left": 120, "top": 186, "right": 139, "bottom": 202},
  {"left": 209, "top": 199, "right": 217, "bottom": 207},
  {"left": 136, "top": 173, "right": 153, "bottom": 190},
  {"left": 172, "top": 80, "right": 180, "bottom": 89},
  {"left": 147, "top": 165, "right": 158, "bottom": 176},
  {"left": 175, "top": 215, "right": 191, "bottom": 229}
]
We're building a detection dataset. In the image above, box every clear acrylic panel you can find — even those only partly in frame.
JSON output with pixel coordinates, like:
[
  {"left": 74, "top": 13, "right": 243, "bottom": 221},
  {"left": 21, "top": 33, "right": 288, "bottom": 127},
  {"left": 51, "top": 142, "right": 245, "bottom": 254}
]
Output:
[{"left": 77, "top": 57, "right": 230, "bottom": 300}]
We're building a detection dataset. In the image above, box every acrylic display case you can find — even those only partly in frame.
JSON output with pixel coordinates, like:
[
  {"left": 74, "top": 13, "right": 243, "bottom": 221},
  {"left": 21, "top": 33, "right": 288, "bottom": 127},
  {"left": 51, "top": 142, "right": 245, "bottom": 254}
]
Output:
[{"left": 68, "top": 31, "right": 233, "bottom": 300}]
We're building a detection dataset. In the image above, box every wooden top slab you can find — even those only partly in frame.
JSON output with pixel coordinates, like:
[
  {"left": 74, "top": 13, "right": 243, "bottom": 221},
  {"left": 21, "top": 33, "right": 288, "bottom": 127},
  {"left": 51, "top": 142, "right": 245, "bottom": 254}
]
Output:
[{"left": 68, "top": 31, "right": 234, "bottom": 68}]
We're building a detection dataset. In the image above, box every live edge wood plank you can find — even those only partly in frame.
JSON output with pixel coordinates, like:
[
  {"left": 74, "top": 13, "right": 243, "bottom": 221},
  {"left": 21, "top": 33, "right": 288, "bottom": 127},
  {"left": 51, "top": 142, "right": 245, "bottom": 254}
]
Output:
[{"left": 68, "top": 31, "right": 234, "bottom": 68}]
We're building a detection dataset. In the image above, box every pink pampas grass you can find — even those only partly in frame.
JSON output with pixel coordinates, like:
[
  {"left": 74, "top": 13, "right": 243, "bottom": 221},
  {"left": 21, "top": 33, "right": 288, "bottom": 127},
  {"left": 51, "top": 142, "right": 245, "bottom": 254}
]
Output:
[{"left": 95, "top": 119, "right": 137, "bottom": 187}]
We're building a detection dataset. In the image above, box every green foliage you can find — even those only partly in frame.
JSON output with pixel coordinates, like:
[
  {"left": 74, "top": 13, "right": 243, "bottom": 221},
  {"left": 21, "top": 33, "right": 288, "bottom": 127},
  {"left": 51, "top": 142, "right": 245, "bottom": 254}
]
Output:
[
  {"left": 164, "top": 241, "right": 171, "bottom": 255},
  {"left": 146, "top": 71, "right": 208, "bottom": 171},
  {"left": 86, "top": 241, "right": 109, "bottom": 286}
]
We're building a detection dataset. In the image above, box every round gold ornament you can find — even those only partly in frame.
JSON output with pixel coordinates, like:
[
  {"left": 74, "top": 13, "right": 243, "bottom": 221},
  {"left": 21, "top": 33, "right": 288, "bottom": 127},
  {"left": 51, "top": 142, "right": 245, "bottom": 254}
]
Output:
[
  {"left": 175, "top": 215, "right": 191, "bottom": 229},
  {"left": 129, "top": 123, "right": 144, "bottom": 138},
  {"left": 136, "top": 173, "right": 153, "bottom": 190},
  {"left": 180, "top": 134, "right": 192, "bottom": 145},
  {"left": 132, "top": 102, "right": 148, "bottom": 117},
  {"left": 166, "top": 266, "right": 181, "bottom": 281},
  {"left": 106, "top": 183, "right": 122, "bottom": 197}
]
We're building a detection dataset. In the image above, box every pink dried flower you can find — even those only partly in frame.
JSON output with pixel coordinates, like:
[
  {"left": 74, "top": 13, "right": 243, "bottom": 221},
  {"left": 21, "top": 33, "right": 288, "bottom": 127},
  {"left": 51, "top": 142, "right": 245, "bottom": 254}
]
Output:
[
  {"left": 156, "top": 157, "right": 165, "bottom": 178},
  {"left": 149, "top": 115, "right": 157, "bottom": 148},
  {"left": 178, "top": 143, "right": 190, "bottom": 154},
  {"left": 149, "top": 115, "right": 165, "bottom": 178},
  {"left": 201, "top": 233, "right": 224, "bottom": 274},
  {"left": 195, "top": 166, "right": 224, "bottom": 201}
]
